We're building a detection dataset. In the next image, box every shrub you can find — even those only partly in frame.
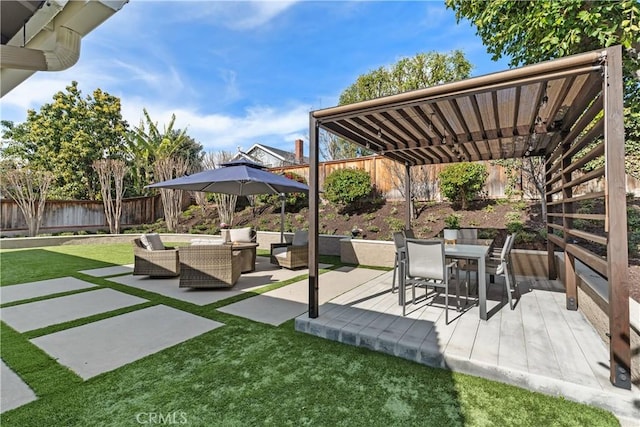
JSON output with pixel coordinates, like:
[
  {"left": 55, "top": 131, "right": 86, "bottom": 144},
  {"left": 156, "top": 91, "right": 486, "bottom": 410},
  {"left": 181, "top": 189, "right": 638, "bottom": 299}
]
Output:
[
  {"left": 385, "top": 216, "right": 405, "bottom": 232},
  {"left": 367, "top": 225, "right": 380, "bottom": 233},
  {"left": 257, "top": 171, "right": 308, "bottom": 211},
  {"left": 628, "top": 206, "right": 640, "bottom": 257},
  {"left": 323, "top": 168, "right": 372, "bottom": 207},
  {"left": 504, "top": 211, "right": 524, "bottom": 234},
  {"left": 444, "top": 213, "right": 461, "bottom": 229},
  {"left": 438, "top": 162, "right": 488, "bottom": 209}
]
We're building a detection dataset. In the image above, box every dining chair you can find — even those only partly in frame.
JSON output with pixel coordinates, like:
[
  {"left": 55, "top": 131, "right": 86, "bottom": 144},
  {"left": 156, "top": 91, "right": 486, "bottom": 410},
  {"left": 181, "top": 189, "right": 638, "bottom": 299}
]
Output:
[
  {"left": 486, "top": 233, "right": 519, "bottom": 309},
  {"left": 402, "top": 238, "right": 463, "bottom": 323},
  {"left": 402, "top": 228, "right": 415, "bottom": 239},
  {"left": 391, "top": 231, "right": 406, "bottom": 293},
  {"left": 456, "top": 228, "right": 479, "bottom": 291}
]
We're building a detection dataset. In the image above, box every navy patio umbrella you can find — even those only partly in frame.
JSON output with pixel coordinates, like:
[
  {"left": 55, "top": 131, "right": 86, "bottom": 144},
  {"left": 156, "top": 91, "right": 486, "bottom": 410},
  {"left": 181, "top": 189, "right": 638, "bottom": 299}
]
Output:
[{"left": 147, "top": 159, "right": 309, "bottom": 241}]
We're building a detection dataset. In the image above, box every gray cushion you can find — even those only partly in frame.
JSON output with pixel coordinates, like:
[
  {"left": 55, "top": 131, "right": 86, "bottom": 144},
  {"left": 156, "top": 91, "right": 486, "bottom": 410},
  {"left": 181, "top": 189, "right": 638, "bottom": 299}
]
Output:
[
  {"left": 292, "top": 230, "right": 308, "bottom": 246},
  {"left": 141, "top": 233, "right": 164, "bottom": 251}
]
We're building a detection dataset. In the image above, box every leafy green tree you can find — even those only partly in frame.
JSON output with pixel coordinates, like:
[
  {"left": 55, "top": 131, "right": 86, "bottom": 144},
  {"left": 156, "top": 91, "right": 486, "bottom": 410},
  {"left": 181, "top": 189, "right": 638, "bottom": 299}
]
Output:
[
  {"left": 446, "top": 0, "right": 640, "bottom": 178},
  {"left": 339, "top": 50, "right": 472, "bottom": 104},
  {"left": 331, "top": 49, "right": 472, "bottom": 169},
  {"left": 1, "top": 81, "right": 129, "bottom": 199},
  {"left": 438, "top": 162, "right": 488, "bottom": 209},
  {"left": 126, "top": 109, "right": 203, "bottom": 195},
  {"left": 323, "top": 168, "right": 373, "bottom": 208}
]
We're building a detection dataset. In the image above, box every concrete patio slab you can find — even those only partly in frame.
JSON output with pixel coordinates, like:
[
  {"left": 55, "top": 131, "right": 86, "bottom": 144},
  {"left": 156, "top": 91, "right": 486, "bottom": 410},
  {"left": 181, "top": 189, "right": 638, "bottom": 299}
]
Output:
[
  {"left": 31, "top": 305, "right": 222, "bottom": 380},
  {"left": 0, "top": 277, "right": 96, "bottom": 305},
  {"left": 109, "top": 256, "right": 331, "bottom": 306},
  {"left": 218, "top": 266, "right": 386, "bottom": 326},
  {"left": 0, "top": 360, "right": 37, "bottom": 413},
  {"left": 1, "top": 289, "right": 147, "bottom": 333},
  {"left": 79, "top": 264, "right": 134, "bottom": 277}
]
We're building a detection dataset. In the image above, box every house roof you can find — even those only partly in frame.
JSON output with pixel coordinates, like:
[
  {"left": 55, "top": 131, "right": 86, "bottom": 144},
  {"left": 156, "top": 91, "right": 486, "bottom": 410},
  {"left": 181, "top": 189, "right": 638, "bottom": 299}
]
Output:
[
  {"left": 236, "top": 143, "right": 309, "bottom": 165},
  {"left": 0, "top": 0, "right": 128, "bottom": 97},
  {"left": 312, "top": 49, "right": 606, "bottom": 166}
]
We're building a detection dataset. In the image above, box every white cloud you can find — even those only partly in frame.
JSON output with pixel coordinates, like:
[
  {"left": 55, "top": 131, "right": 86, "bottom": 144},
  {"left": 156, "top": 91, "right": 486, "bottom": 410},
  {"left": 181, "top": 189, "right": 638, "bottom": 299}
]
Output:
[
  {"left": 121, "top": 98, "right": 311, "bottom": 153},
  {"left": 170, "top": 0, "right": 299, "bottom": 31}
]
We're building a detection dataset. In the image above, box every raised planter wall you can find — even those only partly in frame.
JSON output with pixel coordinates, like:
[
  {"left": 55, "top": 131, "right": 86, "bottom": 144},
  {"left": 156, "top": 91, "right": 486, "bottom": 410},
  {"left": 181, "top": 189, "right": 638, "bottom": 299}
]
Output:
[{"left": 0, "top": 231, "right": 347, "bottom": 257}]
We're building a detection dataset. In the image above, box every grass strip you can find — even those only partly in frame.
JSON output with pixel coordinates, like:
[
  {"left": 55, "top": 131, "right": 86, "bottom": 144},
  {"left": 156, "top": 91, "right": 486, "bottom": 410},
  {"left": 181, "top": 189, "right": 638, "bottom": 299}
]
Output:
[
  {"left": 1, "top": 315, "right": 618, "bottom": 426},
  {"left": 0, "top": 323, "right": 83, "bottom": 397},
  {"left": 0, "top": 243, "right": 620, "bottom": 426}
]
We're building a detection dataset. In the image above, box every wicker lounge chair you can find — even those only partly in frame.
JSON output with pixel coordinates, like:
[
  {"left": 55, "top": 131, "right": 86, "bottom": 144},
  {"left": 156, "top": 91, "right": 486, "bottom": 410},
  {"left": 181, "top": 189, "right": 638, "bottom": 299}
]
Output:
[
  {"left": 270, "top": 230, "right": 308, "bottom": 269},
  {"left": 132, "top": 237, "right": 180, "bottom": 277},
  {"left": 178, "top": 245, "right": 242, "bottom": 288}
]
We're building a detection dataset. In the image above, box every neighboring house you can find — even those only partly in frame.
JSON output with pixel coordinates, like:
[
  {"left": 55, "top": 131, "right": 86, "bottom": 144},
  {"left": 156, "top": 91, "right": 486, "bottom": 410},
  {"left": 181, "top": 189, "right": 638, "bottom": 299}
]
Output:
[
  {"left": 1, "top": 0, "right": 128, "bottom": 97},
  {"left": 232, "top": 139, "right": 308, "bottom": 168}
]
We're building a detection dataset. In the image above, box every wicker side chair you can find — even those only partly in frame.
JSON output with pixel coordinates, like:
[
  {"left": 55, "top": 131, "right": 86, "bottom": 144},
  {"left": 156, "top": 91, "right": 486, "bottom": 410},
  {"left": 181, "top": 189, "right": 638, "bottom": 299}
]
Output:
[
  {"left": 270, "top": 230, "right": 309, "bottom": 269},
  {"left": 132, "top": 238, "right": 180, "bottom": 277},
  {"left": 178, "top": 245, "right": 242, "bottom": 288}
]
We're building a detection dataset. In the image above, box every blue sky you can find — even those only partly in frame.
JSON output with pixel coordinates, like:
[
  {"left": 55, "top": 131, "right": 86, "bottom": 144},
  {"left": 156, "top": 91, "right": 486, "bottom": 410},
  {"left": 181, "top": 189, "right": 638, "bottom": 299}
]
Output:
[{"left": 1, "top": 1, "right": 511, "bottom": 156}]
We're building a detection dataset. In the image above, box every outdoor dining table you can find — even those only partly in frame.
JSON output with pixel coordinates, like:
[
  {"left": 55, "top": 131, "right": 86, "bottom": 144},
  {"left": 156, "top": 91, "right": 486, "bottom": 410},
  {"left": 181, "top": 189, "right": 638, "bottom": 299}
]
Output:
[{"left": 398, "top": 238, "right": 493, "bottom": 320}]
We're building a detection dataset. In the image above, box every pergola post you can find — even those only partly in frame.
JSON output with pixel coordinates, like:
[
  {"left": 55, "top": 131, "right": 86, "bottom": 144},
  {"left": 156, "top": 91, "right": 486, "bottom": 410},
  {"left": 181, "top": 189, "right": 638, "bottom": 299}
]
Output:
[
  {"left": 604, "top": 45, "right": 630, "bottom": 389},
  {"left": 308, "top": 115, "right": 320, "bottom": 318},
  {"left": 545, "top": 152, "right": 557, "bottom": 280},
  {"left": 404, "top": 163, "right": 411, "bottom": 229},
  {"left": 562, "top": 140, "right": 577, "bottom": 311}
]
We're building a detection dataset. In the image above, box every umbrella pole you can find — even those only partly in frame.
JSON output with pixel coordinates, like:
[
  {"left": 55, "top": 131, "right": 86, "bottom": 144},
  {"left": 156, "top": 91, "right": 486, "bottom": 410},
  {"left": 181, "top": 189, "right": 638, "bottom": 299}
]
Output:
[{"left": 280, "top": 193, "right": 285, "bottom": 243}]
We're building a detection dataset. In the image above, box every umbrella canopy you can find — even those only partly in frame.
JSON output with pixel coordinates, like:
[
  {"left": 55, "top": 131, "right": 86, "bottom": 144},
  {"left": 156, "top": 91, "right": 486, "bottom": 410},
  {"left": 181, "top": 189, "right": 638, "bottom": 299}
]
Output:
[
  {"left": 146, "top": 159, "right": 309, "bottom": 242},
  {"left": 146, "top": 159, "right": 309, "bottom": 196}
]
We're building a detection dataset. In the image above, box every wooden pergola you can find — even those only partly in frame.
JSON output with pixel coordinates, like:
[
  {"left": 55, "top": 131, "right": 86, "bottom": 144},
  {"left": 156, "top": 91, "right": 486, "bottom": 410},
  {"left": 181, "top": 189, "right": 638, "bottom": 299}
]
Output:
[{"left": 308, "top": 46, "right": 630, "bottom": 389}]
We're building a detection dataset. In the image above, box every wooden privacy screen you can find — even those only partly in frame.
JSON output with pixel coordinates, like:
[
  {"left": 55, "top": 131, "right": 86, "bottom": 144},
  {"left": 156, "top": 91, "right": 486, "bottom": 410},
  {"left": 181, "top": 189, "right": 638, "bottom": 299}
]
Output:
[{"left": 544, "top": 46, "right": 630, "bottom": 389}]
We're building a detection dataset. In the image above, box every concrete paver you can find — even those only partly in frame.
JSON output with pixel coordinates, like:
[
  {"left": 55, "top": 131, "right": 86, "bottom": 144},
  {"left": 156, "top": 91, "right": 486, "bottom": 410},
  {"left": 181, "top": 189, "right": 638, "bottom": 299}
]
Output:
[
  {"left": 219, "top": 267, "right": 386, "bottom": 326},
  {"left": 110, "top": 257, "right": 330, "bottom": 306},
  {"left": 1, "top": 289, "right": 147, "bottom": 332},
  {"left": 0, "top": 360, "right": 37, "bottom": 413},
  {"left": 1, "top": 277, "right": 96, "bottom": 304},
  {"left": 31, "top": 305, "right": 223, "bottom": 379},
  {"left": 79, "top": 265, "right": 134, "bottom": 277}
]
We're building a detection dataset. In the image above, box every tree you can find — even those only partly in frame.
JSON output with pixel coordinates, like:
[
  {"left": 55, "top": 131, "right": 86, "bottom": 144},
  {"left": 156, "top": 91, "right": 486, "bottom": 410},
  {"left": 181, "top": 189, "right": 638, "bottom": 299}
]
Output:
[
  {"left": 339, "top": 51, "right": 472, "bottom": 104},
  {"left": 0, "top": 166, "right": 53, "bottom": 237},
  {"left": 335, "top": 50, "right": 473, "bottom": 189},
  {"left": 446, "top": 0, "right": 640, "bottom": 178},
  {"left": 438, "top": 162, "right": 488, "bottom": 209},
  {"left": 92, "top": 159, "right": 127, "bottom": 234},
  {"left": 319, "top": 129, "right": 360, "bottom": 161},
  {"left": 202, "top": 151, "right": 238, "bottom": 227},
  {"left": 1, "top": 81, "right": 129, "bottom": 199},
  {"left": 126, "top": 109, "right": 202, "bottom": 196},
  {"left": 154, "top": 156, "right": 189, "bottom": 232}
]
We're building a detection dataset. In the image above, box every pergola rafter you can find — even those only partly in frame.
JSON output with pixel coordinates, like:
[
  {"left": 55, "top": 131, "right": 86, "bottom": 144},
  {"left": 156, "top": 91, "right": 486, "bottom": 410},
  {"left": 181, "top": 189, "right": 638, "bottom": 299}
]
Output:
[{"left": 308, "top": 46, "right": 630, "bottom": 389}]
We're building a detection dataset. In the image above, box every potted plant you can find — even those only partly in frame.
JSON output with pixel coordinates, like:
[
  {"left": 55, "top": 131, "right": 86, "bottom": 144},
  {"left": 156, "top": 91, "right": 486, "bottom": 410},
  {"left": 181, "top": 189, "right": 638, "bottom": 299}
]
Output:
[{"left": 443, "top": 213, "right": 461, "bottom": 243}]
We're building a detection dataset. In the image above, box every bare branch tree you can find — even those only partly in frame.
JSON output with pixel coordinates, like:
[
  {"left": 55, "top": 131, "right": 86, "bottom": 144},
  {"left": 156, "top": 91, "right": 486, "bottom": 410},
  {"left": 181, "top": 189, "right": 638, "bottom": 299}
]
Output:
[
  {"left": 154, "top": 156, "right": 189, "bottom": 232},
  {"left": 202, "top": 150, "right": 238, "bottom": 226},
  {"left": 1, "top": 167, "right": 53, "bottom": 237},
  {"left": 521, "top": 157, "right": 547, "bottom": 222},
  {"left": 384, "top": 160, "right": 438, "bottom": 220},
  {"left": 92, "top": 159, "right": 127, "bottom": 234}
]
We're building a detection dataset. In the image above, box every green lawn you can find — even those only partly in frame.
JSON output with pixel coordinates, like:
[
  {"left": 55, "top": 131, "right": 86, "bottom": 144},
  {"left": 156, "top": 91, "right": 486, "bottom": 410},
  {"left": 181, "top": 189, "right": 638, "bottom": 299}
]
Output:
[{"left": 0, "top": 244, "right": 619, "bottom": 426}]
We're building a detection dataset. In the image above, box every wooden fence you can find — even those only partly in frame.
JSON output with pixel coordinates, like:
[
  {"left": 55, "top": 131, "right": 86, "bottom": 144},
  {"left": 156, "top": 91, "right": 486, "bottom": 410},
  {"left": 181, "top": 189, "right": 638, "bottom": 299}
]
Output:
[
  {"left": 2, "top": 157, "right": 638, "bottom": 235},
  {"left": 271, "top": 155, "right": 640, "bottom": 200},
  {"left": 0, "top": 195, "right": 165, "bottom": 234}
]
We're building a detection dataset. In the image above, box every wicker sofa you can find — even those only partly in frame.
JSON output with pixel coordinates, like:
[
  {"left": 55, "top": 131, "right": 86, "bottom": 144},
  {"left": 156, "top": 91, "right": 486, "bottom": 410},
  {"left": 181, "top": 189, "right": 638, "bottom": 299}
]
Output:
[
  {"left": 270, "top": 230, "right": 309, "bottom": 269},
  {"left": 178, "top": 245, "right": 242, "bottom": 288},
  {"left": 132, "top": 237, "right": 180, "bottom": 277}
]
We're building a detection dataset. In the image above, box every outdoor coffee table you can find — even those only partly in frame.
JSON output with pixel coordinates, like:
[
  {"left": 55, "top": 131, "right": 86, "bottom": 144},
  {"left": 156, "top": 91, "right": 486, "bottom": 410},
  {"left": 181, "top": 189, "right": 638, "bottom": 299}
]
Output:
[{"left": 227, "top": 242, "right": 258, "bottom": 273}]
